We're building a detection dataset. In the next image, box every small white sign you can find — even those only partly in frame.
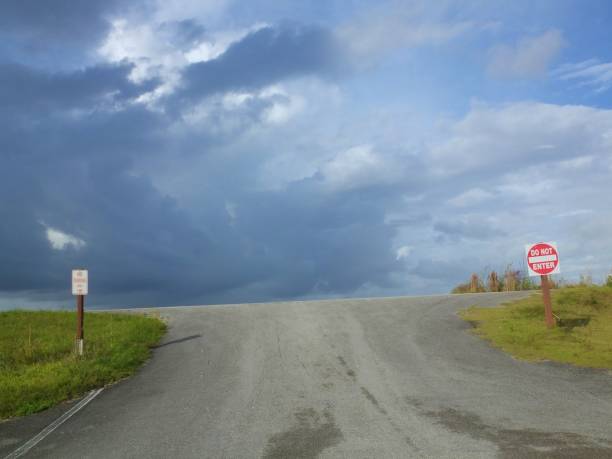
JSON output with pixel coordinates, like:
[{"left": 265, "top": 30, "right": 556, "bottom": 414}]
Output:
[{"left": 72, "top": 269, "right": 88, "bottom": 295}]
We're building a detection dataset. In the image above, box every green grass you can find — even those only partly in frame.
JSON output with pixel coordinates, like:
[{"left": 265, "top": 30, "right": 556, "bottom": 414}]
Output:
[
  {"left": 0, "top": 310, "right": 166, "bottom": 420},
  {"left": 459, "top": 286, "right": 612, "bottom": 369}
]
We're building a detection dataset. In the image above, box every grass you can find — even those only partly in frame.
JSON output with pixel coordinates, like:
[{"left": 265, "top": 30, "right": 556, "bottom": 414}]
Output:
[
  {"left": 459, "top": 286, "right": 612, "bottom": 369},
  {"left": 0, "top": 310, "right": 166, "bottom": 420}
]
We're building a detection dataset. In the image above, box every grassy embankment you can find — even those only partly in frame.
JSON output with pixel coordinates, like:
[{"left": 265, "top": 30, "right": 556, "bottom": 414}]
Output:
[
  {"left": 0, "top": 310, "right": 165, "bottom": 420},
  {"left": 460, "top": 285, "right": 612, "bottom": 369}
]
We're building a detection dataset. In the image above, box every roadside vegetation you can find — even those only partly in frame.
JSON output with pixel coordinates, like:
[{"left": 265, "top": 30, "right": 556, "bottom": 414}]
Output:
[
  {"left": 451, "top": 265, "right": 541, "bottom": 293},
  {"left": 450, "top": 264, "right": 607, "bottom": 294},
  {"left": 460, "top": 279, "right": 612, "bottom": 369},
  {"left": 0, "top": 310, "right": 165, "bottom": 420}
]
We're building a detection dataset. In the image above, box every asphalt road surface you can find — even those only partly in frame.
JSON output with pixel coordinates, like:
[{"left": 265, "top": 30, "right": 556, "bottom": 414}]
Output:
[{"left": 3, "top": 292, "right": 612, "bottom": 458}]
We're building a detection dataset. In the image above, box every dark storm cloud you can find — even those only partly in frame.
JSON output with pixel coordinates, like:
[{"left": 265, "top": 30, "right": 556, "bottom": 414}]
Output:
[
  {"left": 0, "top": 130, "right": 403, "bottom": 305},
  {"left": 0, "top": 62, "right": 159, "bottom": 111},
  {"left": 409, "top": 258, "right": 479, "bottom": 283},
  {"left": 231, "top": 184, "right": 402, "bottom": 298},
  {"left": 0, "top": 98, "right": 407, "bottom": 306},
  {"left": 0, "top": 14, "right": 407, "bottom": 308},
  {"left": 0, "top": 59, "right": 200, "bottom": 303},
  {"left": 0, "top": 105, "right": 256, "bottom": 304},
  {"left": 173, "top": 24, "right": 345, "bottom": 105},
  {"left": 0, "top": 0, "right": 127, "bottom": 49}
]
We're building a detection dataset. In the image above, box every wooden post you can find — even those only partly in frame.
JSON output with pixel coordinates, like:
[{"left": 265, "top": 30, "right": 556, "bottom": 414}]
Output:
[
  {"left": 541, "top": 275, "right": 555, "bottom": 329},
  {"left": 76, "top": 294, "right": 84, "bottom": 355}
]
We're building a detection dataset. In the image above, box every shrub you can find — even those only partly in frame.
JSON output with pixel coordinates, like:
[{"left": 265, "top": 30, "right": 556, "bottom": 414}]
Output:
[
  {"left": 580, "top": 273, "right": 593, "bottom": 286},
  {"left": 503, "top": 266, "right": 520, "bottom": 291},
  {"left": 452, "top": 282, "right": 471, "bottom": 294},
  {"left": 488, "top": 271, "right": 501, "bottom": 292},
  {"left": 520, "top": 275, "right": 539, "bottom": 290},
  {"left": 469, "top": 273, "right": 485, "bottom": 293}
]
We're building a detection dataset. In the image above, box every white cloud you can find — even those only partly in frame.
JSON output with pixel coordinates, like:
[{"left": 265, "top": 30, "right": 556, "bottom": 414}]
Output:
[
  {"left": 335, "top": 2, "right": 474, "bottom": 66},
  {"left": 184, "top": 23, "right": 267, "bottom": 63},
  {"left": 496, "top": 172, "right": 558, "bottom": 202},
  {"left": 418, "top": 100, "right": 612, "bottom": 285},
  {"left": 448, "top": 188, "right": 494, "bottom": 207},
  {"left": 98, "top": 18, "right": 189, "bottom": 104},
  {"left": 181, "top": 84, "right": 305, "bottom": 134},
  {"left": 262, "top": 99, "right": 303, "bottom": 124},
  {"left": 339, "top": 18, "right": 472, "bottom": 64},
  {"left": 99, "top": 18, "right": 264, "bottom": 76},
  {"left": 99, "top": 19, "right": 187, "bottom": 83},
  {"left": 555, "top": 209, "right": 593, "bottom": 218},
  {"left": 487, "top": 29, "right": 565, "bottom": 78},
  {"left": 430, "top": 102, "right": 612, "bottom": 175},
  {"left": 221, "top": 91, "right": 253, "bottom": 108},
  {"left": 45, "top": 227, "right": 86, "bottom": 251},
  {"left": 98, "top": 18, "right": 265, "bottom": 105},
  {"left": 261, "top": 87, "right": 306, "bottom": 125},
  {"left": 557, "top": 155, "right": 594, "bottom": 169},
  {"left": 396, "top": 245, "right": 413, "bottom": 260},
  {"left": 554, "top": 59, "right": 612, "bottom": 92},
  {"left": 320, "top": 145, "right": 403, "bottom": 191}
]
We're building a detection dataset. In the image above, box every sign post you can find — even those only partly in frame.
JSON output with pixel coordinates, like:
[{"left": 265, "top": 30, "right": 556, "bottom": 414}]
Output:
[
  {"left": 525, "top": 242, "right": 560, "bottom": 329},
  {"left": 72, "top": 269, "right": 88, "bottom": 356}
]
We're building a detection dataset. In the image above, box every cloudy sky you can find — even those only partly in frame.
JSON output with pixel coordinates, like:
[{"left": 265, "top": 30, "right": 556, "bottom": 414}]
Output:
[{"left": 2, "top": 0, "right": 612, "bottom": 309}]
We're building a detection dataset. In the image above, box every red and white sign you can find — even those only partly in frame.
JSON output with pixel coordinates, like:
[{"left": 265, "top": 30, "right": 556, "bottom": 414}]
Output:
[
  {"left": 525, "top": 242, "right": 560, "bottom": 277},
  {"left": 72, "top": 269, "right": 88, "bottom": 295}
]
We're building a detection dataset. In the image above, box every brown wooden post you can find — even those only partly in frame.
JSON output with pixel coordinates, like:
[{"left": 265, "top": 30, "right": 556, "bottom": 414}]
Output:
[
  {"left": 541, "top": 275, "right": 555, "bottom": 329},
  {"left": 76, "top": 294, "right": 84, "bottom": 355}
]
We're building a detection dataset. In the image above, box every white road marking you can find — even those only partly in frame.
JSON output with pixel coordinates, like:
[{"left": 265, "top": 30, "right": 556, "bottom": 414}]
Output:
[{"left": 4, "top": 388, "right": 104, "bottom": 459}]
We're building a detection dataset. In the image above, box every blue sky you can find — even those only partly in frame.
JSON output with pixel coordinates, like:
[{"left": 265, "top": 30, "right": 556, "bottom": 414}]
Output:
[{"left": 1, "top": 0, "right": 612, "bottom": 309}]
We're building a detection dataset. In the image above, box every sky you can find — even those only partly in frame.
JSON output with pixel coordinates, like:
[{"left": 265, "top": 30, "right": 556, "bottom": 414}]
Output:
[{"left": 1, "top": 0, "right": 612, "bottom": 309}]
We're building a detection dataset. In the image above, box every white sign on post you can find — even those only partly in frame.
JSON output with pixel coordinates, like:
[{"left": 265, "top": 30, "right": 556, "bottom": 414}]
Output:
[{"left": 72, "top": 270, "right": 88, "bottom": 295}]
